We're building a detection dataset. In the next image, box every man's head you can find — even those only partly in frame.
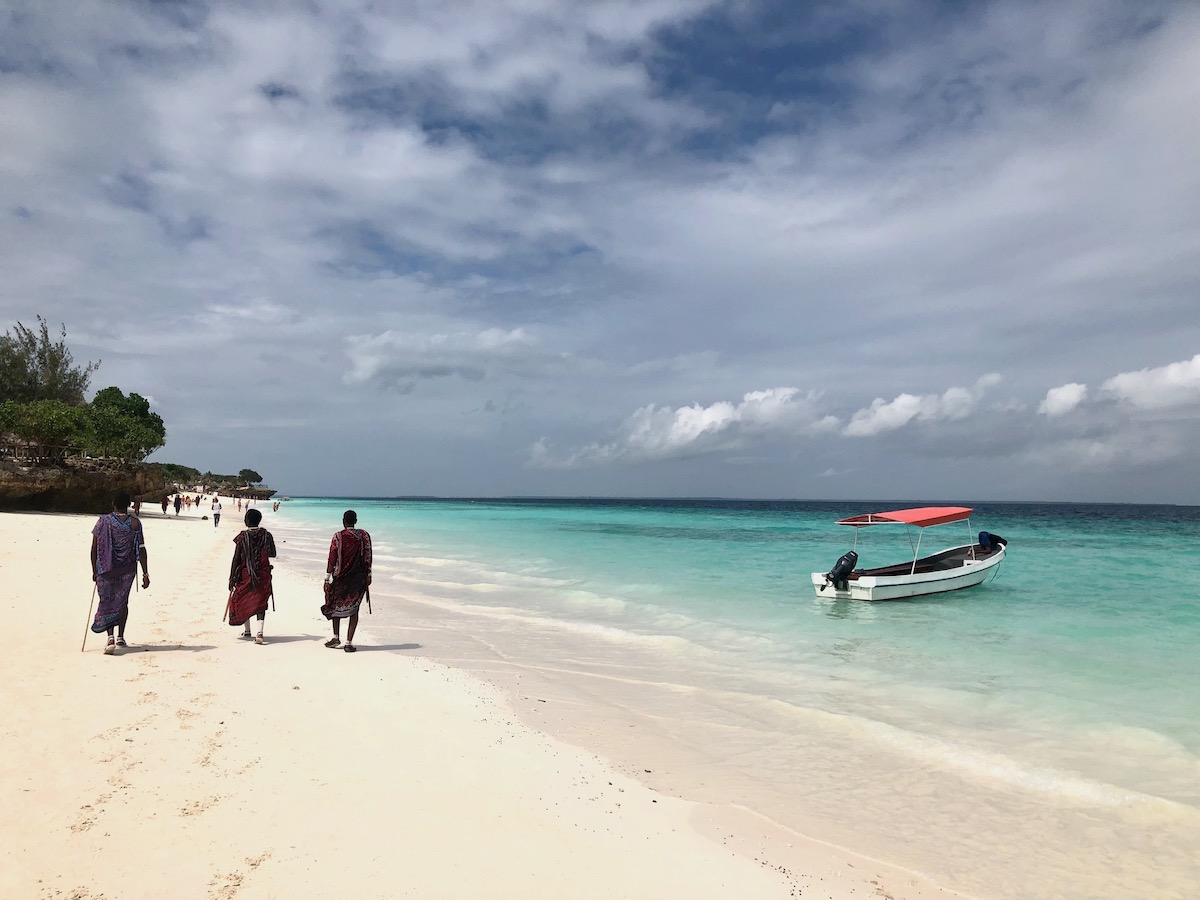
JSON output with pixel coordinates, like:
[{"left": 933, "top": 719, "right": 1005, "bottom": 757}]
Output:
[
  {"left": 245, "top": 508, "right": 262, "bottom": 527},
  {"left": 113, "top": 491, "right": 132, "bottom": 511},
  {"left": 343, "top": 510, "right": 357, "bottom": 528}
]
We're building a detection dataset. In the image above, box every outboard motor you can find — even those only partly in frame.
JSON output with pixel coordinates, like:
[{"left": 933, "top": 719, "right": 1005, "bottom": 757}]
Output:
[
  {"left": 978, "top": 531, "right": 1007, "bottom": 551},
  {"left": 822, "top": 550, "right": 858, "bottom": 592}
]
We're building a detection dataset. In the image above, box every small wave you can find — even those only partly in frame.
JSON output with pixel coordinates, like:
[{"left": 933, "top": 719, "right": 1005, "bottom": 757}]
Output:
[
  {"left": 857, "top": 718, "right": 1197, "bottom": 814},
  {"left": 402, "top": 594, "right": 694, "bottom": 651}
]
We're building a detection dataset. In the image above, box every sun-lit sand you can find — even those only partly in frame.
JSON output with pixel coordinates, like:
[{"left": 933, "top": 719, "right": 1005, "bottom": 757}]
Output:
[{"left": 0, "top": 501, "right": 959, "bottom": 899}]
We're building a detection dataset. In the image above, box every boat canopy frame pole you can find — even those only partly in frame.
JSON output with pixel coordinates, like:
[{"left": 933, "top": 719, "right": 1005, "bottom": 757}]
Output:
[{"left": 909, "top": 527, "right": 923, "bottom": 575}]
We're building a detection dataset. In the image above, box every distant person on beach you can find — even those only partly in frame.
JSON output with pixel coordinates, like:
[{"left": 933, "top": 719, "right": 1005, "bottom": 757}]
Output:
[
  {"left": 227, "top": 508, "right": 276, "bottom": 644},
  {"left": 211, "top": 496, "right": 222, "bottom": 528},
  {"left": 90, "top": 491, "right": 150, "bottom": 655},
  {"left": 161, "top": 494, "right": 169, "bottom": 515},
  {"left": 321, "top": 510, "right": 372, "bottom": 653},
  {"left": 173, "top": 494, "right": 182, "bottom": 516},
  {"left": 132, "top": 499, "right": 141, "bottom": 516}
]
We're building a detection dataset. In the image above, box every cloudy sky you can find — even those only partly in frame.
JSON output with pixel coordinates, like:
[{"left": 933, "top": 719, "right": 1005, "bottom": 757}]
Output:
[{"left": 2, "top": 0, "right": 1199, "bottom": 502}]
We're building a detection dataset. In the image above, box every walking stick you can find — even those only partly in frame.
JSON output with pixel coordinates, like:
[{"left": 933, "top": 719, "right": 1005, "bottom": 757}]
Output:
[
  {"left": 270, "top": 585, "right": 275, "bottom": 612},
  {"left": 365, "top": 585, "right": 372, "bottom": 614},
  {"left": 223, "top": 589, "right": 233, "bottom": 623},
  {"left": 80, "top": 582, "right": 97, "bottom": 652}
]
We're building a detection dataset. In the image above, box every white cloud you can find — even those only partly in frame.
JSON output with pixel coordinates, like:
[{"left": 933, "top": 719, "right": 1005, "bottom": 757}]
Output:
[
  {"left": 1038, "top": 382, "right": 1088, "bottom": 417},
  {"left": 844, "top": 374, "right": 1001, "bottom": 437},
  {"left": 1101, "top": 354, "right": 1200, "bottom": 411},
  {"left": 529, "top": 387, "right": 839, "bottom": 468}
]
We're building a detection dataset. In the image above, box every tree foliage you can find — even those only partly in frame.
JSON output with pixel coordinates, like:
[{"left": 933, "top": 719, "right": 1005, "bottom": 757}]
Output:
[
  {"left": 158, "top": 466, "right": 270, "bottom": 490},
  {"left": 8, "top": 399, "right": 93, "bottom": 460},
  {"left": 0, "top": 317, "right": 100, "bottom": 404},
  {"left": 0, "top": 320, "right": 168, "bottom": 464},
  {"left": 159, "top": 463, "right": 201, "bottom": 484},
  {"left": 87, "top": 386, "right": 166, "bottom": 461}
]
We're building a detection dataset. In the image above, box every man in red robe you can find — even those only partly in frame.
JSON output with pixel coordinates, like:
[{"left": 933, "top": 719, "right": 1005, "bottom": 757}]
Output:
[
  {"left": 321, "top": 510, "right": 372, "bottom": 653},
  {"left": 228, "top": 508, "right": 276, "bottom": 644}
]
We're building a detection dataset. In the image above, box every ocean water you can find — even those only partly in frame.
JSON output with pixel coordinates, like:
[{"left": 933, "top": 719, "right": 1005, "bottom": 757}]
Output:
[{"left": 275, "top": 498, "right": 1200, "bottom": 898}]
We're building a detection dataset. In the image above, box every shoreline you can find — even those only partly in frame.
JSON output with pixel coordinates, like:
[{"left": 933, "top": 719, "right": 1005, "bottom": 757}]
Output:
[
  {"left": 0, "top": 503, "right": 932, "bottom": 899},
  {"left": 271, "top": 498, "right": 1200, "bottom": 900}
]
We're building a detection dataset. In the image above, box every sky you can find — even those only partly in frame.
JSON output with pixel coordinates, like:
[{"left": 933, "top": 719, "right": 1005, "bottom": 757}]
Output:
[{"left": 2, "top": 0, "right": 1199, "bottom": 502}]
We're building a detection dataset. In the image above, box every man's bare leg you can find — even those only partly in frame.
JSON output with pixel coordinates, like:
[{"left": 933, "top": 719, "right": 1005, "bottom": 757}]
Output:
[{"left": 343, "top": 611, "right": 360, "bottom": 651}]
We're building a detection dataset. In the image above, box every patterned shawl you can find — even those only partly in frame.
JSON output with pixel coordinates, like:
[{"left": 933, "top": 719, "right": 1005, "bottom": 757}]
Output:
[
  {"left": 93, "top": 513, "right": 142, "bottom": 576},
  {"left": 327, "top": 528, "right": 372, "bottom": 578},
  {"left": 231, "top": 527, "right": 276, "bottom": 588}
]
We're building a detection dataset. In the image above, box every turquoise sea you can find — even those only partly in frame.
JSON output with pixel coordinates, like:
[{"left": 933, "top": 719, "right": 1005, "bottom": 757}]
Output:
[{"left": 273, "top": 497, "right": 1200, "bottom": 899}]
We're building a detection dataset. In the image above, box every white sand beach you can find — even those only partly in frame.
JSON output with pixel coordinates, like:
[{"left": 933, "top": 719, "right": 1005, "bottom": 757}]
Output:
[{"left": 0, "top": 502, "right": 962, "bottom": 900}]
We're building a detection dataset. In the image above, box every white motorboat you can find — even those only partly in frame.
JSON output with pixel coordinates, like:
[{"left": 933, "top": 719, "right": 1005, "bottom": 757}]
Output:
[{"left": 812, "top": 506, "right": 1007, "bottom": 601}]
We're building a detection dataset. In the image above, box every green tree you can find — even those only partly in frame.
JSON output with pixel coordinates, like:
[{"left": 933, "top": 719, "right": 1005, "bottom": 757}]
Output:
[
  {"left": 160, "top": 463, "right": 201, "bottom": 484},
  {"left": 10, "top": 399, "right": 93, "bottom": 460},
  {"left": 0, "top": 400, "right": 19, "bottom": 433},
  {"left": 0, "top": 317, "right": 100, "bottom": 404},
  {"left": 86, "top": 386, "right": 166, "bottom": 461},
  {"left": 239, "top": 468, "right": 263, "bottom": 484}
]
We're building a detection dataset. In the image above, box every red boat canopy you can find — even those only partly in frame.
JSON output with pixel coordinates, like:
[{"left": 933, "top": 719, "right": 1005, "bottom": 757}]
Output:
[{"left": 836, "top": 506, "right": 973, "bottom": 528}]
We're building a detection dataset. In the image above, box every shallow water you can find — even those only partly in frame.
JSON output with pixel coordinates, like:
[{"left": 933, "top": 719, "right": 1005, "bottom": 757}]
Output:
[{"left": 278, "top": 498, "right": 1200, "bottom": 898}]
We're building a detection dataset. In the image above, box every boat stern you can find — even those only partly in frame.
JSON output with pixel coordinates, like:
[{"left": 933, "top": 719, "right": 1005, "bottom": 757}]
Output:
[{"left": 811, "top": 571, "right": 853, "bottom": 600}]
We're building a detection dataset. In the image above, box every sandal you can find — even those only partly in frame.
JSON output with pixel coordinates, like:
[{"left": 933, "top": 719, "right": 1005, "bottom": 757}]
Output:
[
  {"left": 343, "top": 643, "right": 356, "bottom": 653},
  {"left": 104, "top": 638, "right": 116, "bottom": 656},
  {"left": 255, "top": 633, "right": 264, "bottom": 645},
  {"left": 240, "top": 629, "right": 253, "bottom": 639},
  {"left": 115, "top": 637, "right": 127, "bottom": 648},
  {"left": 324, "top": 637, "right": 341, "bottom": 648}
]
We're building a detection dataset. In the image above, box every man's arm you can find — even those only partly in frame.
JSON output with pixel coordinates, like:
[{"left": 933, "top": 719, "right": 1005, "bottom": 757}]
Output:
[
  {"left": 136, "top": 523, "right": 150, "bottom": 588},
  {"left": 140, "top": 546, "right": 150, "bottom": 589}
]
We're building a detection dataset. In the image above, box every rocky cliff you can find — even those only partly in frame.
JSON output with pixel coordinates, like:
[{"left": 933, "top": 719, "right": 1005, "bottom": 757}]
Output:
[{"left": 0, "top": 459, "right": 168, "bottom": 514}]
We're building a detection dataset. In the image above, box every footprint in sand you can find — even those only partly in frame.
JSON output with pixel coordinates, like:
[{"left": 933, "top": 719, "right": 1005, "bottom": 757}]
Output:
[
  {"left": 210, "top": 870, "right": 244, "bottom": 899},
  {"left": 40, "top": 887, "right": 103, "bottom": 900},
  {"left": 209, "top": 852, "right": 271, "bottom": 899},
  {"left": 181, "top": 795, "right": 222, "bottom": 816},
  {"left": 70, "top": 793, "right": 112, "bottom": 832},
  {"left": 197, "top": 731, "right": 226, "bottom": 768},
  {"left": 230, "top": 755, "right": 262, "bottom": 776}
]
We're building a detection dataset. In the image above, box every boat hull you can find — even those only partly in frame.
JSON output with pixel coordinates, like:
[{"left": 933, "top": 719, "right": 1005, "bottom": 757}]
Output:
[{"left": 812, "top": 544, "right": 1005, "bottom": 601}]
